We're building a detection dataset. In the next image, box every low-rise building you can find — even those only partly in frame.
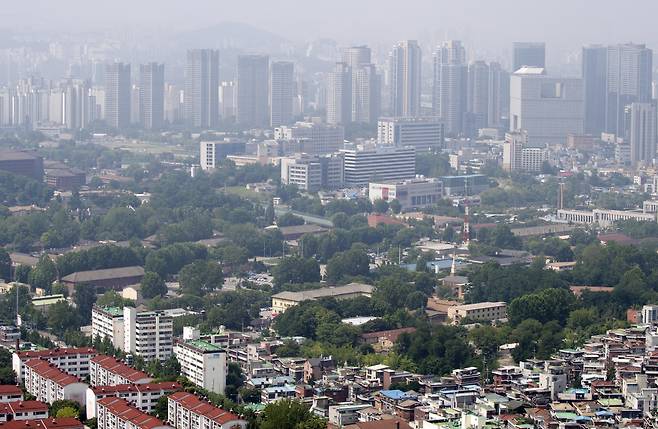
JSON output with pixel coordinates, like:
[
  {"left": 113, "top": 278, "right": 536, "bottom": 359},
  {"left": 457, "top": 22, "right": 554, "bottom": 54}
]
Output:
[
  {"left": 23, "top": 359, "right": 88, "bottom": 405},
  {"left": 86, "top": 382, "right": 180, "bottom": 419},
  {"left": 167, "top": 392, "right": 248, "bottom": 429},
  {"left": 447, "top": 302, "right": 507, "bottom": 324},
  {"left": 369, "top": 177, "right": 443, "bottom": 212},
  {"left": 97, "top": 397, "right": 172, "bottom": 429},
  {"left": 341, "top": 145, "right": 416, "bottom": 186},
  {"left": 89, "top": 355, "right": 153, "bottom": 387},
  {"left": 271, "top": 283, "right": 373, "bottom": 314},
  {"left": 0, "top": 417, "right": 84, "bottom": 429},
  {"left": 61, "top": 267, "right": 145, "bottom": 295},
  {"left": 12, "top": 348, "right": 97, "bottom": 382},
  {"left": 174, "top": 340, "right": 226, "bottom": 395},
  {"left": 0, "top": 401, "right": 48, "bottom": 422},
  {"left": 0, "top": 385, "right": 23, "bottom": 403},
  {"left": 557, "top": 208, "right": 657, "bottom": 227}
]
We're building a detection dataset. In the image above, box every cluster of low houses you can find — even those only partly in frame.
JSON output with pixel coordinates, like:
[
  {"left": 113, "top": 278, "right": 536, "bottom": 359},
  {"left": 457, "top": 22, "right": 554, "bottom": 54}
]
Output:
[{"left": 9, "top": 316, "right": 658, "bottom": 429}]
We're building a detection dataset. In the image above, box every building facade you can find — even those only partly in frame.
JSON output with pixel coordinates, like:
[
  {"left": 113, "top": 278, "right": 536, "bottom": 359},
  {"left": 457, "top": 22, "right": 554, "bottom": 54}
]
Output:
[
  {"left": 184, "top": 49, "right": 219, "bottom": 129},
  {"left": 167, "top": 392, "right": 247, "bottom": 429},
  {"left": 174, "top": 340, "right": 226, "bottom": 395},
  {"left": 341, "top": 145, "right": 415, "bottom": 186},
  {"left": 123, "top": 308, "right": 173, "bottom": 361},
  {"left": 377, "top": 117, "right": 444, "bottom": 150},
  {"left": 89, "top": 355, "right": 152, "bottom": 387},
  {"left": 389, "top": 40, "right": 422, "bottom": 117},
  {"left": 368, "top": 178, "right": 444, "bottom": 211}
]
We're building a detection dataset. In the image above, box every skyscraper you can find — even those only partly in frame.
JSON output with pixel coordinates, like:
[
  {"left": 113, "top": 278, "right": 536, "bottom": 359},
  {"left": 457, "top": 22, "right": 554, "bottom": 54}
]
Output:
[
  {"left": 236, "top": 55, "right": 269, "bottom": 128},
  {"left": 582, "top": 45, "right": 607, "bottom": 136},
  {"left": 104, "top": 63, "right": 131, "bottom": 129},
  {"left": 510, "top": 67, "right": 583, "bottom": 145},
  {"left": 605, "top": 43, "right": 652, "bottom": 138},
  {"left": 512, "top": 42, "right": 546, "bottom": 72},
  {"left": 352, "top": 64, "right": 381, "bottom": 124},
  {"left": 467, "top": 60, "right": 490, "bottom": 135},
  {"left": 433, "top": 40, "right": 468, "bottom": 136},
  {"left": 327, "top": 62, "right": 352, "bottom": 125},
  {"left": 341, "top": 46, "right": 371, "bottom": 69},
  {"left": 341, "top": 46, "right": 380, "bottom": 124},
  {"left": 270, "top": 61, "right": 295, "bottom": 127},
  {"left": 389, "top": 40, "right": 422, "bottom": 117},
  {"left": 629, "top": 102, "right": 657, "bottom": 166},
  {"left": 139, "top": 63, "right": 164, "bottom": 130},
  {"left": 488, "top": 62, "right": 509, "bottom": 128},
  {"left": 184, "top": 49, "right": 220, "bottom": 129}
]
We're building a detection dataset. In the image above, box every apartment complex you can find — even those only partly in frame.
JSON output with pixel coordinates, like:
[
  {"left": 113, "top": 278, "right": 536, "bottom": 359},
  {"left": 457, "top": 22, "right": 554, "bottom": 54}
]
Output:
[
  {"left": 174, "top": 340, "right": 227, "bottom": 395},
  {"left": 341, "top": 145, "right": 416, "bottom": 186},
  {"left": 167, "top": 392, "right": 247, "bottom": 429},
  {"left": 368, "top": 177, "right": 444, "bottom": 211},
  {"left": 279, "top": 153, "right": 344, "bottom": 191},
  {"left": 377, "top": 117, "right": 444, "bottom": 151},
  {"left": 271, "top": 283, "right": 374, "bottom": 314},
  {"left": 123, "top": 307, "right": 174, "bottom": 361},
  {"left": 89, "top": 355, "right": 153, "bottom": 387},
  {"left": 503, "top": 131, "right": 548, "bottom": 172},
  {"left": 23, "top": 359, "right": 88, "bottom": 405},
  {"left": 12, "top": 347, "right": 97, "bottom": 382},
  {"left": 97, "top": 397, "right": 171, "bottom": 429},
  {"left": 0, "top": 401, "right": 48, "bottom": 422},
  {"left": 86, "top": 382, "right": 181, "bottom": 419}
]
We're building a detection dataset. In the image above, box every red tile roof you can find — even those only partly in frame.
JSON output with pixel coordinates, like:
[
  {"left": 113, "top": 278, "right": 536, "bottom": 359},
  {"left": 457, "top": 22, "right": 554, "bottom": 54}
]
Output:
[
  {"left": 0, "top": 385, "right": 22, "bottom": 395},
  {"left": 168, "top": 392, "right": 243, "bottom": 425},
  {"left": 24, "top": 360, "right": 81, "bottom": 387},
  {"left": 97, "top": 398, "right": 168, "bottom": 429},
  {"left": 16, "top": 348, "right": 96, "bottom": 360},
  {"left": 0, "top": 401, "right": 48, "bottom": 414},
  {"left": 91, "top": 382, "right": 181, "bottom": 396},
  {"left": 0, "top": 418, "right": 83, "bottom": 429},
  {"left": 90, "top": 355, "right": 151, "bottom": 383}
]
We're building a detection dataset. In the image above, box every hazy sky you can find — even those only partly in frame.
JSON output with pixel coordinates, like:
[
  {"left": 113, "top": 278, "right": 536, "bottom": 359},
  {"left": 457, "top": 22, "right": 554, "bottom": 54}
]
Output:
[{"left": 4, "top": 0, "right": 658, "bottom": 56}]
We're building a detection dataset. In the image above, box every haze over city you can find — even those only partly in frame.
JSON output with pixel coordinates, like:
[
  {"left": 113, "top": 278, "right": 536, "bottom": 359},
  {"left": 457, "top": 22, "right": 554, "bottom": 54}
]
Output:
[{"left": 3, "top": 2, "right": 658, "bottom": 429}]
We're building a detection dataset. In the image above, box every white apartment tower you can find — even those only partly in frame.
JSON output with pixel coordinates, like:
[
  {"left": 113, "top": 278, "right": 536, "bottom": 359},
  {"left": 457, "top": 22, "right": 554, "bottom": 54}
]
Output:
[
  {"left": 104, "top": 63, "right": 131, "bottom": 129},
  {"left": 123, "top": 307, "right": 173, "bottom": 361}
]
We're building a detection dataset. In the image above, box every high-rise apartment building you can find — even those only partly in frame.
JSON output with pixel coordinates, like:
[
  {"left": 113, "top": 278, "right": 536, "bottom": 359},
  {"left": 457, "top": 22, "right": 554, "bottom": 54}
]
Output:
[
  {"left": 467, "top": 60, "right": 490, "bottom": 135},
  {"left": 629, "top": 102, "right": 657, "bottom": 166},
  {"left": 582, "top": 45, "right": 607, "bottom": 136},
  {"left": 510, "top": 67, "right": 583, "bottom": 145},
  {"left": 184, "top": 49, "right": 219, "bottom": 128},
  {"left": 389, "top": 40, "right": 422, "bottom": 117},
  {"left": 174, "top": 339, "right": 226, "bottom": 395},
  {"left": 433, "top": 41, "right": 468, "bottom": 136},
  {"left": 327, "top": 62, "right": 352, "bottom": 125},
  {"left": 139, "top": 63, "right": 164, "bottom": 130},
  {"left": 512, "top": 42, "right": 546, "bottom": 72},
  {"left": 502, "top": 130, "right": 546, "bottom": 172},
  {"left": 341, "top": 46, "right": 371, "bottom": 69},
  {"left": 236, "top": 54, "right": 269, "bottom": 128},
  {"left": 123, "top": 307, "right": 173, "bottom": 362},
  {"left": 270, "top": 61, "right": 295, "bottom": 127},
  {"left": 605, "top": 43, "right": 652, "bottom": 138},
  {"left": 341, "top": 46, "right": 380, "bottom": 124},
  {"left": 104, "top": 63, "right": 131, "bottom": 129},
  {"left": 219, "top": 81, "right": 236, "bottom": 121}
]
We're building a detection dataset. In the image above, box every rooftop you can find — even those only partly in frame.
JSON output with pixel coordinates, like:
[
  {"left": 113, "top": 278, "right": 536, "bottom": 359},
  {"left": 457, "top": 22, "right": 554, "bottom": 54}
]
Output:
[
  {"left": 272, "top": 282, "right": 373, "bottom": 302},
  {"left": 168, "top": 392, "right": 243, "bottom": 426},
  {"left": 0, "top": 418, "right": 83, "bottom": 429},
  {"left": 24, "top": 359, "right": 82, "bottom": 387},
  {"left": 182, "top": 340, "right": 222, "bottom": 353},
  {"left": 97, "top": 397, "right": 169, "bottom": 429},
  {"left": 90, "top": 355, "right": 151, "bottom": 383},
  {"left": 61, "top": 266, "right": 144, "bottom": 284}
]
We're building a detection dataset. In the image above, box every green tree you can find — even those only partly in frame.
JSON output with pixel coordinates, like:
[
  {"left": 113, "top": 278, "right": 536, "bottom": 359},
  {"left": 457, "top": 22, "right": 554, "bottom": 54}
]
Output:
[
  {"left": 178, "top": 260, "right": 224, "bottom": 295},
  {"left": 56, "top": 407, "right": 79, "bottom": 418},
  {"left": 372, "top": 199, "right": 389, "bottom": 214},
  {"left": 272, "top": 257, "right": 321, "bottom": 288},
  {"left": 277, "top": 213, "right": 305, "bottom": 227},
  {"left": 0, "top": 248, "right": 10, "bottom": 281},
  {"left": 325, "top": 248, "right": 370, "bottom": 283},
  {"left": 74, "top": 283, "right": 97, "bottom": 323},
  {"left": 140, "top": 272, "right": 167, "bottom": 299},
  {"left": 49, "top": 400, "right": 81, "bottom": 419},
  {"left": 28, "top": 255, "right": 58, "bottom": 293},
  {"left": 265, "top": 200, "right": 275, "bottom": 225},
  {"left": 389, "top": 199, "right": 402, "bottom": 214},
  {"left": 258, "top": 399, "right": 327, "bottom": 429},
  {"left": 47, "top": 302, "right": 81, "bottom": 336}
]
